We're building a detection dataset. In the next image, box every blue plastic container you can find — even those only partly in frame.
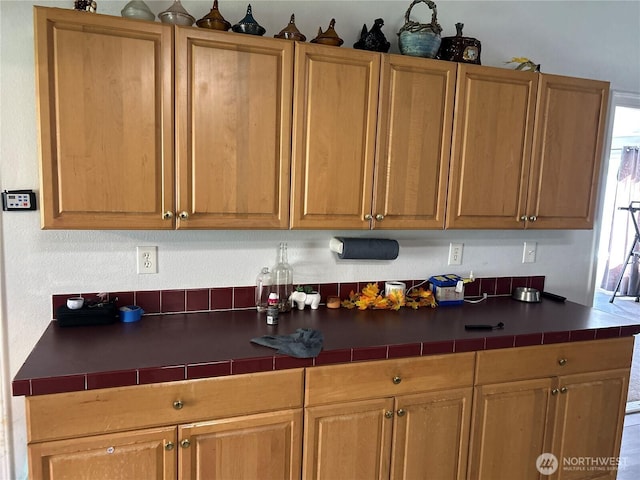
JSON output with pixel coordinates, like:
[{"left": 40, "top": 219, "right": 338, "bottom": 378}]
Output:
[{"left": 119, "top": 305, "right": 144, "bottom": 323}]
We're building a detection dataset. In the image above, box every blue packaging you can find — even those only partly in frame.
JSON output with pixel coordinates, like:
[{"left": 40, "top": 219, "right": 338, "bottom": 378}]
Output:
[{"left": 429, "top": 274, "right": 465, "bottom": 305}]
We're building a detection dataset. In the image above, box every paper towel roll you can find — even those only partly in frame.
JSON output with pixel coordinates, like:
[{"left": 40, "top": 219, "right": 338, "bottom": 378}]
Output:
[
  {"left": 385, "top": 281, "right": 406, "bottom": 297},
  {"left": 329, "top": 237, "right": 399, "bottom": 260}
]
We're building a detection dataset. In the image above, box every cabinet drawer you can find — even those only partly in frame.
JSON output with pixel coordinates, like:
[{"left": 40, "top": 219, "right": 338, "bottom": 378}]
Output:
[
  {"left": 27, "top": 369, "right": 304, "bottom": 443},
  {"left": 305, "top": 353, "right": 475, "bottom": 406},
  {"left": 475, "top": 337, "right": 634, "bottom": 385}
]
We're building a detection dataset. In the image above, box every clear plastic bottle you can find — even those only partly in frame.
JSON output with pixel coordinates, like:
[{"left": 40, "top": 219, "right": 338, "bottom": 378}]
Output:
[
  {"left": 255, "top": 267, "right": 273, "bottom": 312},
  {"left": 273, "top": 242, "right": 294, "bottom": 312}
]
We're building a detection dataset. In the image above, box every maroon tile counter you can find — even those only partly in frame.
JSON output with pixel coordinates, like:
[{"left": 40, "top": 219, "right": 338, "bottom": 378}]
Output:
[{"left": 12, "top": 297, "right": 640, "bottom": 396}]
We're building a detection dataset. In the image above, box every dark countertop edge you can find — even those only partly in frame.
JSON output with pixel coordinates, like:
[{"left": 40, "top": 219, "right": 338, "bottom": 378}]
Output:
[{"left": 12, "top": 299, "right": 640, "bottom": 397}]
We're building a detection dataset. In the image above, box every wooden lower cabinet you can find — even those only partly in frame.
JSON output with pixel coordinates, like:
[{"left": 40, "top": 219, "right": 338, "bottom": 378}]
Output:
[
  {"left": 26, "top": 369, "right": 304, "bottom": 480},
  {"left": 24, "top": 339, "right": 634, "bottom": 480},
  {"left": 179, "top": 409, "right": 302, "bottom": 480},
  {"left": 303, "top": 389, "right": 472, "bottom": 480},
  {"left": 302, "top": 353, "right": 475, "bottom": 480},
  {"left": 468, "top": 338, "right": 633, "bottom": 480},
  {"left": 29, "top": 426, "right": 176, "bottom": 480}
]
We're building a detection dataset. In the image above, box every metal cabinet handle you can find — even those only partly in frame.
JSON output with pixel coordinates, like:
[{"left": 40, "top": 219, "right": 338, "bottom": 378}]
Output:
[
  {"left": 397, "top": 409, "right": 406, "bottom": 417},
  {"left": 375, "top": 214, "right": 384, "bottom": 221},
  {"left": 180, "top": 439, "right": 191, "bottom": 448},
  {"left": 384, "top": 411, "right": 393, "bottom": 419},
  {"left": 560, "top": 387, "right": 568, "bottom": 394},
  {"left": 558, "top": 358, "right": 568, "bottom": 366},
  {"left": 178, "top": 211, "right": 189, "bottom": 220},
  {"left": 520, "top": 215, "right": 528, "bottom": 222},
  {"left": 162, "top": 211, "right": 174, "bottom": 220},
  {"left": 173, "top": 400, "right": 184, "bottom": 410},
  {"left": 551, "top": 388, "right": 559, "bottom": 395},
  {"left": 165, "top": 442, "right": 174, "bottom": 451},
  {"left": 392, "top": 376, "right": 402, "bottom": 385},
  {"left": 364, "top": 214, "right": 373, "bottom": 221},
  {"left": 529, "top": 215, "right": 538, "bottom": 222}
]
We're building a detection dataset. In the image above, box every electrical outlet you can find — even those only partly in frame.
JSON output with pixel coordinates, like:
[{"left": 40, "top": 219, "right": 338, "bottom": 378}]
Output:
[
  {"left": 448, "top": 243, "right": 463, "bottom": 266},
  {"left": 137, "top": 246, "right": 158, "bottom": 274},
  {"left": 523, "top": 242, "right": 537, "bottom": 263}
]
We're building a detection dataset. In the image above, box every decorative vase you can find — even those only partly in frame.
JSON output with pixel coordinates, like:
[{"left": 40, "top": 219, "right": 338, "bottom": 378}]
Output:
[
  {"left": 232, "top": 4, "right": 266, "bottom": 36},
  {"left": 437, "top": 23, "right": 481, "bottom": 64},
  {"left": 354, "top": 18, "right": 390, "bottom": 52},
  {"left": 196, "top": 0, "right": 231, "bottom": 31},
  {"left": 274, "top": 14, "right": 306, "bottom": 42},
  {"left": 397, "top": 0, "right": 442, "bottom": 58},
  {"left": 121, "top": 0, "right": 155, "bottom": 21},
  {"left": 310, "top": 19, "right": 344, "bottom": 47}
]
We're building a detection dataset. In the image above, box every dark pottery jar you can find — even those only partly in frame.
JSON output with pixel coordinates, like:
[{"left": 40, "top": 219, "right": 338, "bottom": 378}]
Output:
[
  {"left": 437, "top": 23, "right": 481, "bottom": 64},
  {"left": 274, "top": 14, "right": 306, "bottom": 42},
  {"left": 354, "top": 18, "right": 390, "bottom": 53},
  {"left": 196, "top": 0, "right": 231, "bottom": 31}
]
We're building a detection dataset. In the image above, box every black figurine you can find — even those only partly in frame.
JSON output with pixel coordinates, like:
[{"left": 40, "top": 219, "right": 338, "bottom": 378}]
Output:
[{"left": 353, "top": 18, "right": 390, "bottom": 53}]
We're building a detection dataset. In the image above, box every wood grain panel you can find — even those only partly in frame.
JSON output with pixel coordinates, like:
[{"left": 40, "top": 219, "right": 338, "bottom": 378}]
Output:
[
  {"left": 551, "top": 369, "right": 629, "bottom": 480},
  {"left": 179, "top": 409, "right": 302, "bottom": 480},
  {"left": 29, "top": 426, "right": 176, "bottom": 480},
  {"left": 446, "top": 64, "right": 538, "bottom": 229},
  {"left": 175, "top": 29, "right": 293, "bottom": 229},
  {"left": 527, "top": 74, "right": 609, "bottom": 229},
  {"left": 467, "top": 378, "right": 553, "bottom": 479},
  {"left": 475, "top": 337, "right": 633, "bottom": 385},
  {"left": 373, "top": 55, "right": 456, "bottom": 229},
  {"left": 303, "top": 398, "right": 394, "bottom": 480},
  {"left": 291, "top": 43, "right": 380, "bottom": 229},
  {"left": 305, "top": 353, "right": 475, "bottom": 406},
  {"left": 27, "top": 369, "right": 304, "bottom": 443},
  {"left": 34, "top": 7, "right": 174, "bottom": 229},
  {"left": 391, "top": 388, "right": 472, "bottom": 480}
]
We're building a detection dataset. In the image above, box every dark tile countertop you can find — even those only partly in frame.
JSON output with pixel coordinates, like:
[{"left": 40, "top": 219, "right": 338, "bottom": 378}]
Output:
[{"left": 12, "top": 297, "right": 640, "bottom": 397}]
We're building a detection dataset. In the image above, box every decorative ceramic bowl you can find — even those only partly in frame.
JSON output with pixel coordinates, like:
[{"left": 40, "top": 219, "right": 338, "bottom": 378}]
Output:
[{"left": 121, "top": 0, "right": 155, "bottom": 21}]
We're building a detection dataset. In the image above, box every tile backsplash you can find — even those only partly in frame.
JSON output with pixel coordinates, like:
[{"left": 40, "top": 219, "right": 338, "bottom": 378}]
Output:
[{"left": 52, "top": 275, "right": 545, "bottom": 319}]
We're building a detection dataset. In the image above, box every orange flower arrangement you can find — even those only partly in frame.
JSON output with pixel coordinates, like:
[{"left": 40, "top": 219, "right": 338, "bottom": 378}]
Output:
[{"left": 341, "top": 283, "right": 437, "bottom": 310}]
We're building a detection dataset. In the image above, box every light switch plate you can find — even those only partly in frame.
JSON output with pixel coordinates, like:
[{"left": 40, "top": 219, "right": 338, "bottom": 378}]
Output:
[{"left": 523, "top": 242, "right": 537, "bottom": 263}]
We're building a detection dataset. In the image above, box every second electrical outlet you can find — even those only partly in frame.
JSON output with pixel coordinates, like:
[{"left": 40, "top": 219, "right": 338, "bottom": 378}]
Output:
[
  {"left": 137, "top": 246, "right": 158, "bottom": 274},
  {"left": 449, "top": 243, "right": 463, "bottom": 265}
]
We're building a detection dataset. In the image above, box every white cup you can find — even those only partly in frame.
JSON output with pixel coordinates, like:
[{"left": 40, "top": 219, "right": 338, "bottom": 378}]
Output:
[
  {"left": 385, "top": 281, "right": 406, "bottom": 297},
  {"left": 67, "top": 297, "right": 84, "bottom": 309}
]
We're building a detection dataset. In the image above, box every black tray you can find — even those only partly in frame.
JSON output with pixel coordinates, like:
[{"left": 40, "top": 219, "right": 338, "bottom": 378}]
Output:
[{"left": 56, "top": 303, "right": 119, "bottom": 327}]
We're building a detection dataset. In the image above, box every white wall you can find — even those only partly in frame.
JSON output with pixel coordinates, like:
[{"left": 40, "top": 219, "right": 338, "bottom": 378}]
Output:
[{"left": 1, "top": 0, "right": 639, "bottom": 476}]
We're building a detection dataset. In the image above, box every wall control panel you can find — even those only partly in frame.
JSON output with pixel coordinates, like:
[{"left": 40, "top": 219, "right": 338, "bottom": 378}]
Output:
[{"left": 2, "top": 190, "right": 37, "bottom": 211}]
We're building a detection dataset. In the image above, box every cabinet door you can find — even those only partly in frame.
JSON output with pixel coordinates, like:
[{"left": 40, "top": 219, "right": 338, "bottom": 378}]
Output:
[
  {"left": 29, "top": 426, "right": 176, "bottom": 480},
  {"left": 468, "top": 378, "right": 554, "bottom": 480},
  {"left": 175, "top": 29, "right": 293, "bottom": 229},
  {"left": 291, "top": 43, "right": 381, "bottom": 229},
  {"left": 527, "top": 75, "right": 609, "bottom": 229},
  {"left": 551, "top": 369, "right": 629, "bottom": 480},
  {"left": 373, "top": 55, "right": 456, "bottom": 229},
  {"left": 446, "top": 64, "right": 538, "bottom": 229},
  {"left": 179, "top": 409, "right": 302, "bottom": 480},
  {"left": 303, "top": 398, "right": 394, "bottom": 480},
  {"left": 34, "top": 7, "right": 174, "bottom": 229},
  {"left": 390, "top": 387, "right": 472, "bottom": 480}
]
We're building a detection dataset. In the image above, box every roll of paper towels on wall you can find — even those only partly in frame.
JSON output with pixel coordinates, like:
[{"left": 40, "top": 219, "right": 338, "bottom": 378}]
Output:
[
  {"left": 329, "top": 237, "right": 399, "bottom": 260},
  {"left": 385, "top": 281, "right": 406, "bottom": 297}
]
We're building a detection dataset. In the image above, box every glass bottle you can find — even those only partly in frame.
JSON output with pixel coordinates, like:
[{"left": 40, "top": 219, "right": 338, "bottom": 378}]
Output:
[
  {"left": 255, "top": 267, "right": 273, "bottom": 312},
  {"left": 273, "top": 242, "right": 294, "bottom": 312}
]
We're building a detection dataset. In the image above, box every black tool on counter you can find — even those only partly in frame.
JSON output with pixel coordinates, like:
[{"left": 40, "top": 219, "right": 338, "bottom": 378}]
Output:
[
  {"left": 541, "top": 291, "right": 566, "bottom": 302},
  {"left": 464, "top": 322, "right": 504, "bottom": 331}
]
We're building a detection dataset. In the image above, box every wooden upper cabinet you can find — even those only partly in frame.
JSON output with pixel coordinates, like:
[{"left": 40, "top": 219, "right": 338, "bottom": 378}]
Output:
[
  {"left": 175, "top": 29, "right": 293, "bottom": 229},
  {"left": 290, "top": 43, "right": 381, "bottom": 229},
  {"left": 373, "top": 55, "right": 456, "bottom": 229},
  {"left": 446, "top": 64, "right": 538, "bottom": 229},
  {"left": 527, "top": 74, "right": 609, "bottom": 229},
  {"left": 34, "top": 7, "right": 174, "bottom": 229}
]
